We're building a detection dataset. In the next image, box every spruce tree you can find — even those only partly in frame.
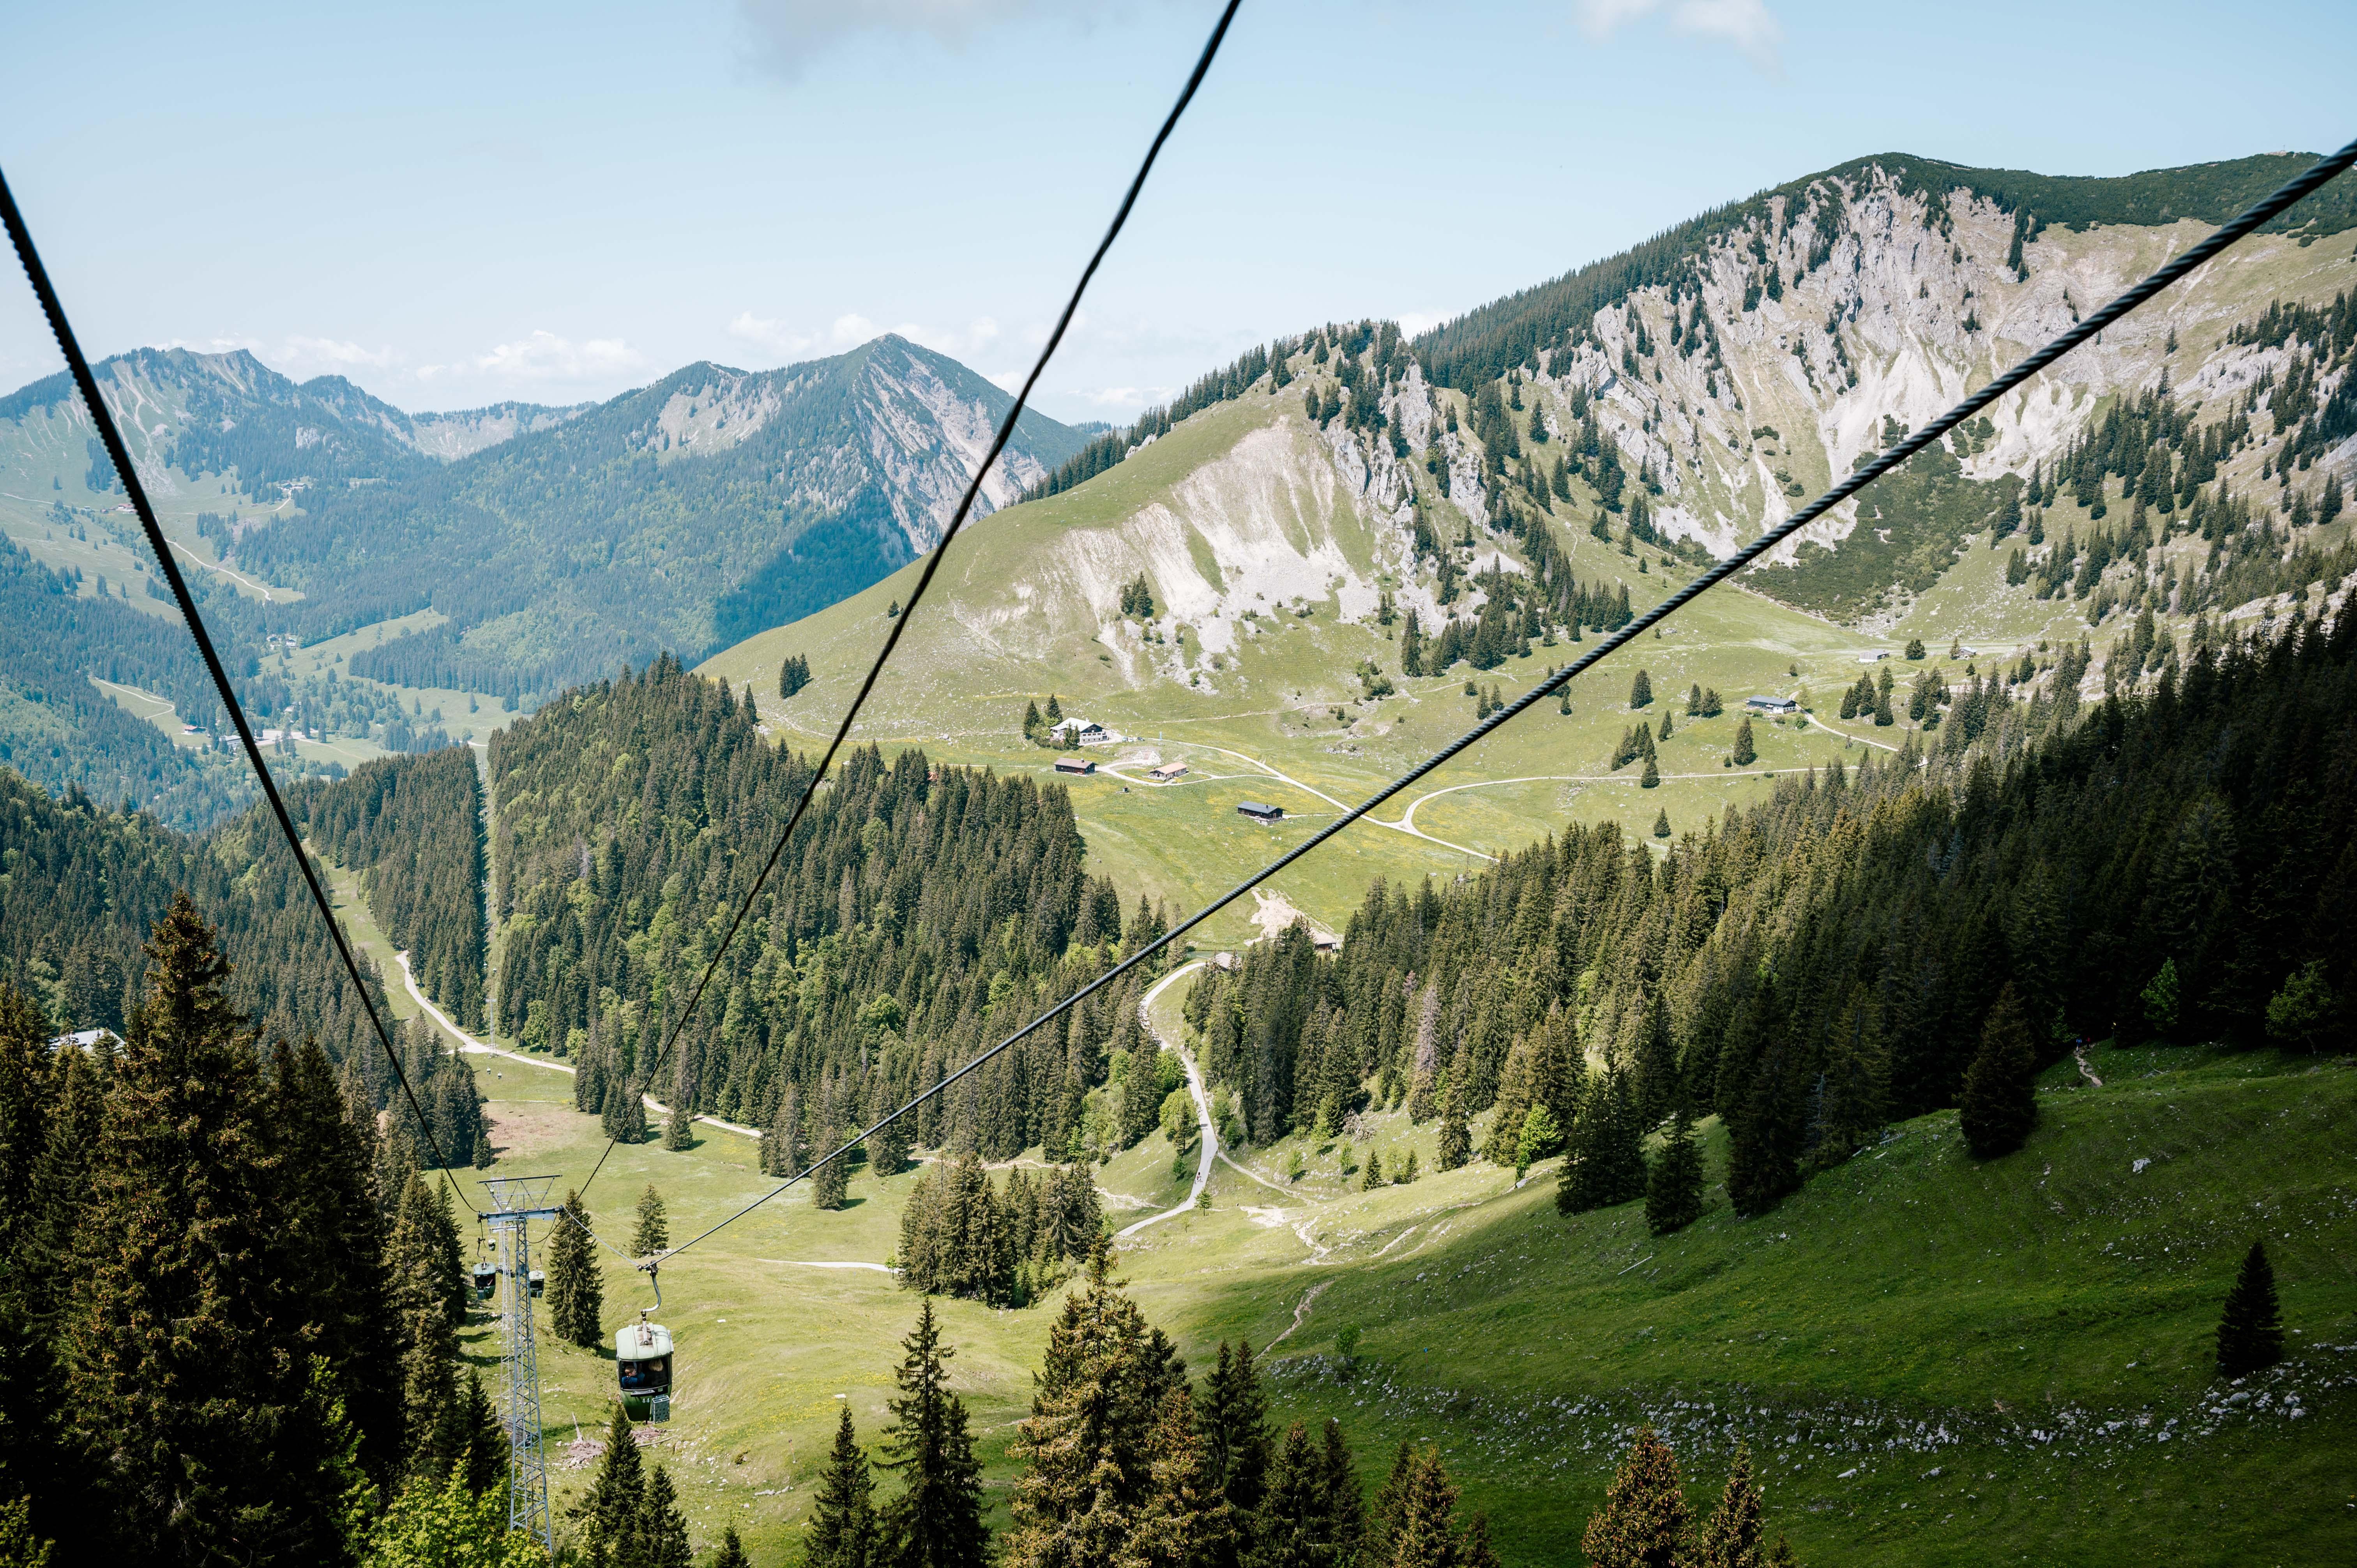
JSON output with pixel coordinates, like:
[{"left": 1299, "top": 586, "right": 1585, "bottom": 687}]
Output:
[
  {"left": 632, "top": 1185, "right": 670, "bottom": 1258},
  {"left": 1250, "top": 1422, "right": 1330, "bottom": 1568},
  {"left": 1644, "top": 1109, "right": 1705, "bottom": 1236},
  {"left": 1579, "top": 1425, "right": 1689, "bottom": 1568},
  {"left": 643, "top": 1464, "right": 692, "bottom": 1568},
  {"left": 64, "top": 896, "right": 366, "bottom": 1565},
  {"left": 1687, "top": 1444, "right": 1764, "bottom": 1568},
  {"left": 2215, "top": 1240, "right": 2285, "bottom": 1379},
  {"left": 712, "top": 1524, "right": 753, "bottom": 1568},
  {"left": 1200, "top": 1341, "right": 1272, "bottom": 1568},
  {"left": 546, "top": 1190, "right": 605, "bottom": 1350},
  {"left": 1731, "top": 716, "right": 1757, "bottom": 766},
  {"left": 814, "top": 1137, "right": 851, "bottom": 1211},
  {"left": 1958, "top": 984, "right": 2039, "bottom": 1159},
  {"left": 1652, "top": 809, "right": 1671, "bottom": 839},
  {"left": 662, "top": 1095, "right": 692, "bottom": 1151},
  {"left": 1630, "top": 669, "right": 1653, "bottom": 709},
  {"left": 1316, "top": 1419, "right": 1365, "bottom": 1563},
  {"left": 879, "top": 1300, "right": 988, "bottom": 1568},
  {"left": 572, "top": 1400, "right": 647, "bottom": 1563},
  {"left": 809, "top": 1406, "right": 881, "bottom": 1568},
  {"left": 1435, "top": 1078, "right": 1470, "bottom": 1172},
  {"left": 390, "top": 1171, "right": 460, "bottom": 1459}
]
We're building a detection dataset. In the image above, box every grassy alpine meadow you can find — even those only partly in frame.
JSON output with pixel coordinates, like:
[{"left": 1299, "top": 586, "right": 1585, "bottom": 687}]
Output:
[{"left": 440, "top": 1008, "right": 2357, "bottom": 1567}]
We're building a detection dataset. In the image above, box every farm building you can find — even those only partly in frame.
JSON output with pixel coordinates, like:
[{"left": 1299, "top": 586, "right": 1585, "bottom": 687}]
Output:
[
  {"left": 1148, "top": 762, "right": 1187, "bottom": 781},
  {"left": 1745, "top": 695, "right": 1799, "bottom": 715},
  {"left": 1236, "top": 800, "right": 1283, "bottom": 823},
  {"left": 1053, "top": 755, "right": 1095, "bottom": 775}
]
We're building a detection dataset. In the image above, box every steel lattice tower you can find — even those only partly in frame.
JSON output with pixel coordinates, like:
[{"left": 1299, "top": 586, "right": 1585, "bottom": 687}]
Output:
[{"left": 480, "top": 1176, "right": 564, "bottom": 1550}]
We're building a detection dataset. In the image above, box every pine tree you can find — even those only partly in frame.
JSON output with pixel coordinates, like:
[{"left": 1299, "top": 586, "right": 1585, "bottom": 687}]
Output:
[
  {"left": 1006, "top": 1241, "right": 1193, "bottom": 1566},
  {"left": 712, "top": 1524, "right": 753, "bottom": 1568},
  {"left": 1435, "top": 1078, "right": 1470, "bottom": 1171},
  {"left": 390, "top": 1170, "right": 460, "bottom": 1459},
  {"left": 661, "top": 1094, "right": 692, "bottom": 1151},
  {"left": 1515, "top": 1104, "right": 1560, "bottom": 1179},
  {"left": 64, "top": 895, "right": 368, "bottom": 1565},
  {"left": 1641, "top": 754, "right": 1661, "bottom": 789},
  {"left": 1249, "top": 1422, "right": 1331, "bottom": 1568},
  {"left": 814, "top": 1137, "right": 851, "bottom": 1211},
  {"left": 546, "top": 1190, "right": 605, "bottom": 1349},
  {"left": 1644, "top": 1109, "right": 1705, "bottom": 1236},
  {"left": 1958, "top": 984, "right": 2039, "bottom": 1159},
  {"left": 1200, "top": 1341, "right": 1272, "bottom": 1568},
  {"left": 643, "top": 1464, "right": 693, "bottom": 1568},
  {"left": 1687, "top": 1444, "right": 1765, "bottom": 1568},
  {"left": 809, "top": 1406, "right": 882, "bottom": 1568},
  {"left": 1811, "top": 985, "right": 1889, "bottom": 1171},
  {"left": 1630, "top": 669, "right": 1653, "bottom": 709},
  {"left": 2215, "top": 1240, "right": 2285, "bottom": 1380},
  {"left": 879, "top": 1301, "right": 988, "bottom": 1568},
  {"left": 632, "top": 1185, "right": 670, "bottom": 1258},
  {"left": 1579, "top": 1426, "right": 1689, "bottom": 1568},
  {"left": 1731, "top": 716, "right": 1756, "bottom": 766},
  {"left": 1361, "top": 1150, "right": 1384, "bottom": 1190},
  {"left": 573, "top": 1401, "right": 647, "bottom": 1563}
]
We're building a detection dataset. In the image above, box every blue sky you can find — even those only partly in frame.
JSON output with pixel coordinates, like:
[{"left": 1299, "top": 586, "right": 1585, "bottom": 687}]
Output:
[{"left": 2, "top": 0, "right": 2351, "bottom": 424}]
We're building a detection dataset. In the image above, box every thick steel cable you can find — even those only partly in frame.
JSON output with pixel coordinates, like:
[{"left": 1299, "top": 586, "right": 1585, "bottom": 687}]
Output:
[
  {"left": 656, "top": 136, "right": 2357, "bottom": 1266},
  {"left": 0, "top": 167, "right": 474, "bottom": 1211},
  {"left": 578, "top": 0, "right": 1246, "bottom": 1202}
]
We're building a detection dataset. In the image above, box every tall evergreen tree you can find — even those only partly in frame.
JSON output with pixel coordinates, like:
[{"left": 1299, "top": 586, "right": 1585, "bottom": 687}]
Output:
[
  {"left": 1644, "top": 1109, "right": 1705, "bottom": 1236},
  {"left": 572, "top": 1401, "right": 647, "bottom": 1566},
  {"left": 1958, "top": 985, "right": 2039, "bottom": 1159},
  {"left": 1005, "top": 1242, "right": 1194, "bottom": 1567},
  {"left": 1686, "top": 1443, "right": 1764, "bottom": 1568},
  {"left": 711, "top": 1524, "right": 752, "bottom": 1568},
  {"left": 813, "top": 1137, "right": 852, "bottom": 1211},
  {"left": 808, "top": 1407, "right": 882, "bottom": 1568},
  {"left": 878, "top": 1301, "right": 988, "bottom": 1568},
  {"left": 1199, "top": 1341, "right": 1272, "bottom": 1568},
  {"left": 63, "top": 895, "right": 369, "bottom": 1566},
  {"left": 1578, "top": 1426, "right": 1689, "bottom": 1568},
  {"left": 547, "top": 1191, "right": 605, "bottom": 1350},
  {"left": 642, "top": 1466, "right": 692, "bottom": 1568},
  {"left": 390, "top": 1171, "right": 461, "bottom": 1462},
  {"left": 1435, "top": 1078, "right": 1470, "bottom": 1172},
  {"left": 2216, "top": 1240, "right": 2285, "bottom": 1379},
  {"left": 631, "top": 1185, "right": 669, "bottom": 1258},
  {"left": 1730, "top": 716, "right": 1757, "bottom": 766}
]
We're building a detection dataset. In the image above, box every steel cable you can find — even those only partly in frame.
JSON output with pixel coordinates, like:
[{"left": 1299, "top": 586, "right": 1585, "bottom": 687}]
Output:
[
  {"left": 576, "top": 0, "right": 1246, "bottom": 1202},
  {"left": 655, "top": 134, "right": 2357, "bottom": 1266},
  {"left": 0, "top": 167, "right": 476, "bottom": 1215}
]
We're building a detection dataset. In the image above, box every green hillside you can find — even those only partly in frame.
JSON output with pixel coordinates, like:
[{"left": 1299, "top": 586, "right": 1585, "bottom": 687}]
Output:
[{"left": 381, "top": 1009, "right": 2355, "bottom": 1568}]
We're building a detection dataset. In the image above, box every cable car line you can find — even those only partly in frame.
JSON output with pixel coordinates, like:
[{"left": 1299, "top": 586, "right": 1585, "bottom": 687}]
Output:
[
  {"left": 648, "top": 136, "right": 2357, "bottom": 1270},
  {"left": 0, "top": 167, "right": 475, "bottom": 1217},
  {"left": 575, "top": 0, "right": 1248, "bottom": 1203}
]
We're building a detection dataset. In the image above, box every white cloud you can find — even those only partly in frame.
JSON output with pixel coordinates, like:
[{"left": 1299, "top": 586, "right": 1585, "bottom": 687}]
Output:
[
  {"left": 1670, "top": 0, "right": 1781, "bottom": 71},
  {"left": 737, "top": 0, "right": 1145, "bottom": 76},
  {"left": 163, "top": 333, "right": 402, "bottom": 381},
  {"left": 417, "top": 330, "right": 645, "bottom": 384},
  {"left": 1393, "top": 310, "right": 1455, "bottom": 337},
  {"left": 728, "top": 310, "right": 1009, "bottom": 365},
  {"left": 728, "top": 311, "right": 815, "bottom": 355},
  {"left": 1573, "top": 0, "right": 1782, "bottom": 73}
]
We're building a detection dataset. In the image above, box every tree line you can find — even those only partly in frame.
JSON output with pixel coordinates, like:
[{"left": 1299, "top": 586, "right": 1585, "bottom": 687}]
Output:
[
  {"left": 1182, "top": 608, "right": 2353, "bottom": 1223},
  {"left": 0, "top": 899, "right": 510, "bottom": 1566},
  {"left": 297, "top": 745, "right": 488, "bottom": 1028},
  {"left": 491, "top": 655, "right": 1177, "bottom": 1183}
]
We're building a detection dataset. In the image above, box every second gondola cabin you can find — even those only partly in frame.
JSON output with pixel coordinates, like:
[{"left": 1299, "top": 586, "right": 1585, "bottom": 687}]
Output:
[{"left": 618, "top": 1315, "right": 673, "bottom": 1422}]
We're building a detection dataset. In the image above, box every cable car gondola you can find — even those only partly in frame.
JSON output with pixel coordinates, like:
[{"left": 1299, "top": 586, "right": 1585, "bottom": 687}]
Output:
[
  {"left": 528, "top": 1268, "right": 546, "bottom": 1298},
  {"left": 617, "top": 1310, "right": 673, "bottom": 1423},
  {"left": 472, "top": 1262, "right": 498, "bottom": 1301}
]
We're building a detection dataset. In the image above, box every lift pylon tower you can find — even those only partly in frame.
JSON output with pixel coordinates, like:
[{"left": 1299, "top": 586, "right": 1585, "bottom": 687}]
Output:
[{"left": 480, "top": 1175, "right": 565, "bottom": 1550}]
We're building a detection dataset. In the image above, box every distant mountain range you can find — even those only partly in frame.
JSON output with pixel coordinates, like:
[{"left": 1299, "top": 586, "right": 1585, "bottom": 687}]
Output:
[{"left": 2, "top": 147, "right": 2350, "bottom": 830}]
